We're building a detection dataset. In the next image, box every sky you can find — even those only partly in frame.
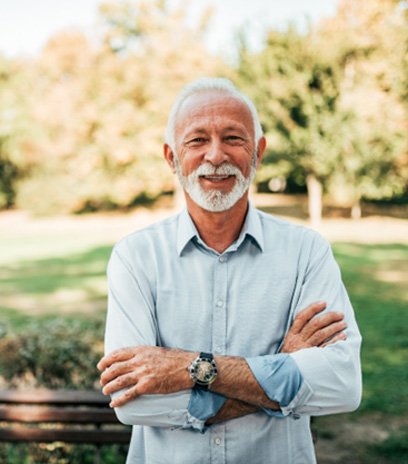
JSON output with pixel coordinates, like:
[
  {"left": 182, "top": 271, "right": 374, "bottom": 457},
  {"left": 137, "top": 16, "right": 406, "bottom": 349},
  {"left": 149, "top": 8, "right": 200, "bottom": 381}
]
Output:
[{"left": 0, "top": 0, "right": 339, "bottom": 58}]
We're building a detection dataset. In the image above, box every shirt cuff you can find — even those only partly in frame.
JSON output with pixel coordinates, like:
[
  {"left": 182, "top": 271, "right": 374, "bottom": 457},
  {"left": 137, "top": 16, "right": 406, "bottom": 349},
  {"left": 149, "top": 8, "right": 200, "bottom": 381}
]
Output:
[
  {"left": 246, "top": 353, "right": 304, "bottom": 418},
  {"left": 185, "top": 389, "right": 227, "bottom": 432}
]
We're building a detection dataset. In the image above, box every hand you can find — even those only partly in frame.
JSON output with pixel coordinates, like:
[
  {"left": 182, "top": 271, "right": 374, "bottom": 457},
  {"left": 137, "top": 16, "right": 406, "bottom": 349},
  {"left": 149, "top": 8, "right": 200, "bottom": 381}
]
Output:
[
  {"left": 97, "top": 346, "right": 196, "bottom": 407},
  {"left": 280, "top": 301, "right": 347, "bottom": 353}
]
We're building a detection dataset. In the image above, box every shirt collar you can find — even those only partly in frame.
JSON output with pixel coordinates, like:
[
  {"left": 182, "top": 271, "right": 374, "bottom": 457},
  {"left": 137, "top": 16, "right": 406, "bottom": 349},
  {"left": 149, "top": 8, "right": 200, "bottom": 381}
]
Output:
[
  {"left": 177, "top": 208, "right": 199, "bottom": 255},
  {"left": 235, "top": 202, "right": 264, "bottom": 252},
  {"left": 176, "top": 202, "right": 264, "bottom": 256}
]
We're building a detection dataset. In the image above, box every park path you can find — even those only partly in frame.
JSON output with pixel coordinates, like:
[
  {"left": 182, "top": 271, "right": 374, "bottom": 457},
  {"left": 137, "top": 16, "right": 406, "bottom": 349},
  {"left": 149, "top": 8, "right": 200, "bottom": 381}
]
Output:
[{"left": 1, "top": 194, "right": 407, "bottom": 259}]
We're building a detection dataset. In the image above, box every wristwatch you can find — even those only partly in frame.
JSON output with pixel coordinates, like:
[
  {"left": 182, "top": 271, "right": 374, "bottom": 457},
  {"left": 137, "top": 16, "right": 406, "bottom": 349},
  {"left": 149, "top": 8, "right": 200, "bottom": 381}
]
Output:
[{"left": 189, "top": 352, "right": 218, "bottom": 390}]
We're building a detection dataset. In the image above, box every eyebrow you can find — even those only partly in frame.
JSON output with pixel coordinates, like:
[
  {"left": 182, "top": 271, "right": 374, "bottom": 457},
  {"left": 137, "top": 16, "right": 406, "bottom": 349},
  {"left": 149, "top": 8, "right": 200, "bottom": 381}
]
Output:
[
  {"left": 184, "top": 125, "right": 248, "bottom": 137},
  {"left": 183, "top": 128, "right": 208, "bottom": 141}
]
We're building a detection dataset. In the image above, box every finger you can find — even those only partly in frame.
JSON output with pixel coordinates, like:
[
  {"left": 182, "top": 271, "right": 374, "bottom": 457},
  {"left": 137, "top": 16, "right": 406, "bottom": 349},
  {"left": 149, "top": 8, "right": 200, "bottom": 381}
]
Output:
[
  {"left": 102, "top": 372, "right": 138, "bottom": 396},
  {"left": 290, "top": 301, "right": 327, "bottom": 335},
  {"left": 97, "top": 347, "right": 136, "bottom": 371},
  {"left": 110, "top": 384, "right": 141, "bottom": 408},
  {"left": 301, "top": 311, "right": 345, "bottom": 340},
  {"left": 100, "top": 359, "right": 135, "bottom": 386},
  {"left": 321, "top": 331, "right": 347, "bottom": 348},
  {"left": 308, "top": 321, "right": 347, "bottom": 347}
]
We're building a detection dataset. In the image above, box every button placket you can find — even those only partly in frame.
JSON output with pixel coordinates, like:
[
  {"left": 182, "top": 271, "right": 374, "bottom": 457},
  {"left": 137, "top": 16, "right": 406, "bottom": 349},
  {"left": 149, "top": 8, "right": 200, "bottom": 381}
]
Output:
[
  {"left": 210, "top": 425, "right": 226, "bottom": 464},
  {"left": 212, "top": 255, "right": 227, "bottom": 356},
  {"left": 211, "top": 256, "right": 227, "bottom": 464}
]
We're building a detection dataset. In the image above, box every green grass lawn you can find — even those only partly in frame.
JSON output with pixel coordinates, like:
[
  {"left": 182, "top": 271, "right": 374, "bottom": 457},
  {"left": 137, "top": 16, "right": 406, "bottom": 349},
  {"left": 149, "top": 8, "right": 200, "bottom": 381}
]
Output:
[
  {"left": 1, "top": 237, "right": 407, "bottom": 416},
  {"left": 1, "top": 229, "right": 407, "bottom": 462},
  {"left": 333, "top": 243, "right": 408, "bottom": 416}
]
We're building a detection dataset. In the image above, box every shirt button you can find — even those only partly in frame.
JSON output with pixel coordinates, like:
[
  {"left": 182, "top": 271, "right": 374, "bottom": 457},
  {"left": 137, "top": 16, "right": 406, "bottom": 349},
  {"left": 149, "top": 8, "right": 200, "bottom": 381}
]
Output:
[
  {"left": 215, "top": 346, "right": 222, "bottom": 353},
  {"left": 216, "top": 299, "right": 223, "bottom": 308},
  {"left": 219, "top": 256, "right": 226, "bottom": 263},
  {"left": 214, "top": 437, "right": 222, "bottom": 445}
]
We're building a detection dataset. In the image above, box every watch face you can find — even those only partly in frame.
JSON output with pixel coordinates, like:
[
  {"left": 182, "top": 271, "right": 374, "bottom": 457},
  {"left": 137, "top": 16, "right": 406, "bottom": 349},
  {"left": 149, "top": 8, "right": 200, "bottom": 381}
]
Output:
[
  {"left": 190, "top": 356, "right": 217, "bottom": 385},
  {"left": 196, "top": 360, "right": 214, "bottom": 382}
]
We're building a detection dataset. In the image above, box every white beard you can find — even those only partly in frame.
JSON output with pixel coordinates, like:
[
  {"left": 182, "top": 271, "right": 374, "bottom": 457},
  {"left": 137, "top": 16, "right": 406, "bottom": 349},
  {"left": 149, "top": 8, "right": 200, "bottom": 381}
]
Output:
[{"left": 174, "top": 158, "right": 256, "bottom": 212}]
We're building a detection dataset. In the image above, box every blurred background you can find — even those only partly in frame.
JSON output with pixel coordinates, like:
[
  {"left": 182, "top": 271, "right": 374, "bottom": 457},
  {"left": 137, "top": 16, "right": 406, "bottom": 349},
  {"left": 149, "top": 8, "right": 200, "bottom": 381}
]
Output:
[{"left": 0, "top": 0, "right": 407, "bottom": 462}]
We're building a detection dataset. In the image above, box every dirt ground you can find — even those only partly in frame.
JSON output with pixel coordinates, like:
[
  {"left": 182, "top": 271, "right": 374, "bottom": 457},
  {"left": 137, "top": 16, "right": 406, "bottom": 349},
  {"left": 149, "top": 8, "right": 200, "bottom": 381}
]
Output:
[
  {"left": 1, "top": 194, "right": 407, "bottom": 252},
  {"left": 314, "top": 413, "right": 408, "bottom": 464}
]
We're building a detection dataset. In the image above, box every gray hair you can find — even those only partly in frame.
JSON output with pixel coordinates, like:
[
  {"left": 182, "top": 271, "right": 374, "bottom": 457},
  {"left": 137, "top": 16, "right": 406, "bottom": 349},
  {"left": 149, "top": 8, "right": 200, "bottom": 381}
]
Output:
[{"left": 165, "top": 77, "right": 263, "bottom": 152}]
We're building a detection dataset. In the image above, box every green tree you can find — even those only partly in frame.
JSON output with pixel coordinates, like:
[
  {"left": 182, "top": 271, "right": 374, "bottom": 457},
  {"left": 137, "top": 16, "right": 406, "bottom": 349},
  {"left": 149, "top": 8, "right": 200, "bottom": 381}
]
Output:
[
  {"left": 319, "top": 0, "right": 408, "bottom": 217},
  {"left": 237, "top": 29, "right": 350, "bottom": 225},
  {"left": 0, "top": 57, "right": 36, "bottom": 208},
  {"left": 237, "top": 0, "right": 407, "bottom": 222},
  {"left": 16, "top": 0, "right": 225, "bottom": 214}
]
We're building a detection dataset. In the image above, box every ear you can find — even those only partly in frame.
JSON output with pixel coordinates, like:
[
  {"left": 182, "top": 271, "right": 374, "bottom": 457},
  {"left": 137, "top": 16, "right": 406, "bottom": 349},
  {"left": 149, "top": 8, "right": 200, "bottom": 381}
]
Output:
[
  {"left": 255, "top": 137, "right": 267, "bottom": 168},
  {"left": 163, "top": 144, "right": 176, "bottom": 173}
]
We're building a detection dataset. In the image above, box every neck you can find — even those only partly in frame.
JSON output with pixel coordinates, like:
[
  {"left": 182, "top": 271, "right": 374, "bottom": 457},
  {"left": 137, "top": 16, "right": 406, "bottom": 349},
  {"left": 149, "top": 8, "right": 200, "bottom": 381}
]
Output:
[{"left": 185, "top": 194, "right": 249, "bottom": 254}]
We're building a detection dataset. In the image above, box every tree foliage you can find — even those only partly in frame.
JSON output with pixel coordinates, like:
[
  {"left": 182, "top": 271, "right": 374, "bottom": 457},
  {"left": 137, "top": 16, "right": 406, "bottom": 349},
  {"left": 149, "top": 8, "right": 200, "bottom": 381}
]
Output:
[
  {"left": 320, "top": 0, "right": 408, "bottom": 216},
  {"left": 0, "top": 0, "right": 406, "bottom": 217},
  {"left": 236, "top": 0, "right": 407, "bottom": 220},
  {"left": 11, "top": 0, "right": 225, "bottom": 214},
  {"left": 237, "top": 28, "right": 355, "bottom": 223},
  {"left": 0, "top": 57, "right": 37, "bottom": 208}
]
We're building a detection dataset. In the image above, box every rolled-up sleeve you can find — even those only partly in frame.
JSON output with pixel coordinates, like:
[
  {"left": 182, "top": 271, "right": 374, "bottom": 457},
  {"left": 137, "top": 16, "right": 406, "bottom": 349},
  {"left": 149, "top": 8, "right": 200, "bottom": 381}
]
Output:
[
  {"left": 186, "top": 390, "right": 227, "bottom": 432},
  {"left": 246, "top": 353, "right": 308, "bottom": 417}
]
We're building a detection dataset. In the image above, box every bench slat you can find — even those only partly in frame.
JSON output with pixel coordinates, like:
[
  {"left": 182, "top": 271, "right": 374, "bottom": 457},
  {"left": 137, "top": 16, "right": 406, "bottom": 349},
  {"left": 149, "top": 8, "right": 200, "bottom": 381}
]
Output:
[
  {"left": 0, "top": 428, "right": 131, "bottom": 444},
  {"left": 0, "top": 406, "right": 119, "bottom": 424},
  {"left": 0, "top": 389, "right": 131, "bottom": 447},
  {"left": 0, "top": 390, "right": 108, "bottom": 406}
]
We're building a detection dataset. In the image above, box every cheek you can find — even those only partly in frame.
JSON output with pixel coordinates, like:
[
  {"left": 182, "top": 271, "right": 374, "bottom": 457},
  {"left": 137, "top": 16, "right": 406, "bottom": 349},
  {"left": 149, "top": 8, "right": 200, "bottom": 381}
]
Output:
[
  {"left": 179, "top": 152, "right": 203, "bottom": 175},
  {"left": 234, "top": 155, "right": 253, "bottom": 176}
]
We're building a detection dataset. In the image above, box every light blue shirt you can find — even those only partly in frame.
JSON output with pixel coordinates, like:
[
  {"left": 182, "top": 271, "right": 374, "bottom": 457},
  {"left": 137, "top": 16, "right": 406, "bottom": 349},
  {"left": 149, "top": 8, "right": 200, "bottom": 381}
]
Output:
[{"left": 104, "top": 205, "right": 362, "bottom": 464}]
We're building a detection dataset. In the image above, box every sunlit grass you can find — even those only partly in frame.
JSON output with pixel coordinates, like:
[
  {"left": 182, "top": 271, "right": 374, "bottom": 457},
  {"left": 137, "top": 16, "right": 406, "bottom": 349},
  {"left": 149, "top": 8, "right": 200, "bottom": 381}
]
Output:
[
  {"left": 332, "top": 243, "right": 408, "bottom": 415},
  {"left": 0, "top": 246, "right": 112, "bottom": 317},
  {"left": 0, "top": 238, "right": 407, "bottom": 416}
]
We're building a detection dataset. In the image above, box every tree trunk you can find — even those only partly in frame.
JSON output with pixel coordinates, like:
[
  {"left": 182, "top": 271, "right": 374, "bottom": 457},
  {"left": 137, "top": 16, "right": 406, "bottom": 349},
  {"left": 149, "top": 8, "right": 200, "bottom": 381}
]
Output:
[
  {"left": 351, "top": 197, "right": 362, "bottom": 219},
  {"left": 306, "top": 174, "right": 323, "bottom": 228}
]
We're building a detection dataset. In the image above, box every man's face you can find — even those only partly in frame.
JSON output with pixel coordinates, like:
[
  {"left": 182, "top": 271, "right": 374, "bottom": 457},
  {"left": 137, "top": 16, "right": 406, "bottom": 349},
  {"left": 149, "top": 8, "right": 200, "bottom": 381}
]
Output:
[{"left": 170, "top": 91, "right": 262, "bottom": 212}]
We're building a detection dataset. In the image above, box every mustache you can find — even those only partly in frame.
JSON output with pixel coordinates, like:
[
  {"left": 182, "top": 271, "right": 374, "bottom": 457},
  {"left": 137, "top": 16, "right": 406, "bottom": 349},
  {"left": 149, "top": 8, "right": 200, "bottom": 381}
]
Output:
[{"left": 194, "top": 163, "right": 241, "bottom": 177}]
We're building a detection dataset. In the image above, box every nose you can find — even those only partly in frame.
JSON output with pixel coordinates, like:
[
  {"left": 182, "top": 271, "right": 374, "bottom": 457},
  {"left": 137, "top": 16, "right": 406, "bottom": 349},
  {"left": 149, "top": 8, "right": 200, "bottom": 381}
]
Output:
[{"left": 203, "top": 140, "right": 228, "bottom": 166}]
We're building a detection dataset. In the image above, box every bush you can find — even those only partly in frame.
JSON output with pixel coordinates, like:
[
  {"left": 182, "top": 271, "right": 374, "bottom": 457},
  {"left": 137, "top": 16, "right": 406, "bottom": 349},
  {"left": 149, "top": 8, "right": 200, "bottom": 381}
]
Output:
[
  {"left": 0, "top": 318, "right": 103, "bottom": 389},
  {"left": 0, "top": 443, "right": 128, "bottom": 464},
  {"left": 0, "top": 319, "right": 126, "bottom": 463}
]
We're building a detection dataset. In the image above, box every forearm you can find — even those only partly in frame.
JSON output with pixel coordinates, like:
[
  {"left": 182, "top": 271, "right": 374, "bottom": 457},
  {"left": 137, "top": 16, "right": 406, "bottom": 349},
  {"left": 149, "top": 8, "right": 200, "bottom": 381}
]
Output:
[
  {"left": 206, "top": 398, "right": 260, "bottom": 425},
  {"left": 211, "top": 355, "right": 280, "bottom": 410}
]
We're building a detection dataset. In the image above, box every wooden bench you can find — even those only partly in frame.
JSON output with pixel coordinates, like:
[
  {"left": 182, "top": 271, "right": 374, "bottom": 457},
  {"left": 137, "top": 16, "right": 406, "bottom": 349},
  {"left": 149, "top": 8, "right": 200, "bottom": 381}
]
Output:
[{"left": 0, "top": 389, "right": 131, "bottom": 463}]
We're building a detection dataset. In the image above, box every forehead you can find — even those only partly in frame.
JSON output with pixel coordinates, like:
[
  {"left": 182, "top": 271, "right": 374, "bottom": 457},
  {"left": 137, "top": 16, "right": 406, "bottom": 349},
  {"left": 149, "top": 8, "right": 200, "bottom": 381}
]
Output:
[{"left": 175, "top": 91, "right": 254, "bottom": 137}]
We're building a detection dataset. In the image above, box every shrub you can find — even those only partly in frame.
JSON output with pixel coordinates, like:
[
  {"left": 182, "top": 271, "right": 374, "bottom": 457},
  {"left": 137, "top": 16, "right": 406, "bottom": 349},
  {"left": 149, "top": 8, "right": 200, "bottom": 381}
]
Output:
[
  {"left": 0, "top": 318, "right": 124, "bottom": 463},
  {"left": 0, "top": 318, "right": 103, "bottom": 389}
]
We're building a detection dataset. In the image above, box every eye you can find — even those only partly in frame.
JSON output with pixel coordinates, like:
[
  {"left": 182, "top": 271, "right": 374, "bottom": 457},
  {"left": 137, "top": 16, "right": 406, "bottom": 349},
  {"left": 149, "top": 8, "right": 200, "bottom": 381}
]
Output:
[
  {"left": 186, "top": 137, "right": 207, "bottom": 146},
  {"left": 225, "top": 135, "right": 244, "bottom": 145}
]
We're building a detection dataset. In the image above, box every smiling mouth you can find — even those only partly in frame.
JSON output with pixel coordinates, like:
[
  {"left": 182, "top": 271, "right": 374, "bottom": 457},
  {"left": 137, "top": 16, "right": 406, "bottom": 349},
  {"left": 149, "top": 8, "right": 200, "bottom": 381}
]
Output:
[{"left": 200, "top": 175, "right": 235, "bottom": 182}]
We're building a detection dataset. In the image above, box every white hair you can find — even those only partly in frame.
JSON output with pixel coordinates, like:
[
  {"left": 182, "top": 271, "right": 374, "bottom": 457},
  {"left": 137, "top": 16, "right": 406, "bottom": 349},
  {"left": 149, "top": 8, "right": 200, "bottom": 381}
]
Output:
[{"left": 165, "top": 77, "right": 263, "bottom": 152}]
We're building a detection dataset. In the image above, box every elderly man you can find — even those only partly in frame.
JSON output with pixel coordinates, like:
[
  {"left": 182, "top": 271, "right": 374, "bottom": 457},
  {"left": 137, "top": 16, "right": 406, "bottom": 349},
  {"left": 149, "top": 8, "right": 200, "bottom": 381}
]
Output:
[{"left": 98, "top": 78, "right": 362, "bottom": 464}]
